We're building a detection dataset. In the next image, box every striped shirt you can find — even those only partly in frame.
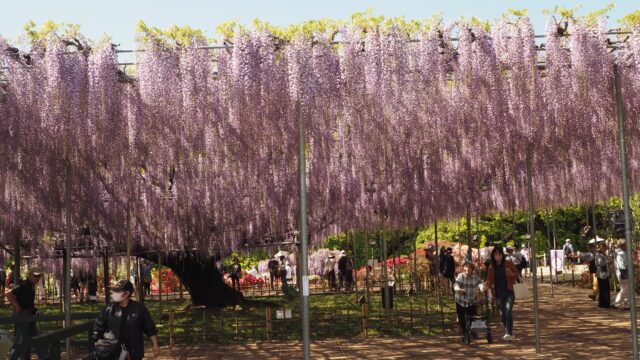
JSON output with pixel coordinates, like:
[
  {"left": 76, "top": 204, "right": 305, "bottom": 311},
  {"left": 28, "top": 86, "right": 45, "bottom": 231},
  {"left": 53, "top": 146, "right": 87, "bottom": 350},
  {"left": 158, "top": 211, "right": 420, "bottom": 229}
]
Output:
[{"left": 454, "top": 272, "right": 482, "bottom": 307}]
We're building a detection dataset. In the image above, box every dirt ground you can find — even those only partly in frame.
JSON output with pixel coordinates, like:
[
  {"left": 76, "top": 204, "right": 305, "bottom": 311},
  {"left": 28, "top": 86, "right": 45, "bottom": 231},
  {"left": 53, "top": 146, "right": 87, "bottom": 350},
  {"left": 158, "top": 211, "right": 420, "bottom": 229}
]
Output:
[{"left": 156, "top": 280, "right": 639, "bottom": 359}]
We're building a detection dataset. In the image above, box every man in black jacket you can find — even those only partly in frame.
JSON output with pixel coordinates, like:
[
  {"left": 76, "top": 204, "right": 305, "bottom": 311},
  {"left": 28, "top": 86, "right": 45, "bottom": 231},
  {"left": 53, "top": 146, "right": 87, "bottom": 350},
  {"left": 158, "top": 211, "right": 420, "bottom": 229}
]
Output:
[
  {"left": 93, "top": 280, "right": 159, "bottom": 359},
  {"left": 5, "top": 267, "right": 49, "bottom": 360},
  {"left": 441, "top": 248, "right": 456, "bottom": 289}
]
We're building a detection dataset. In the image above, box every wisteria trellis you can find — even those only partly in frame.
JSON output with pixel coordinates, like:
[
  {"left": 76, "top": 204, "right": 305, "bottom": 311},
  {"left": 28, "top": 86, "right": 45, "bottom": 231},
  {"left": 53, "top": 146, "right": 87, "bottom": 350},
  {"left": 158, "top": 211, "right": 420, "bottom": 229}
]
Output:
[{"left": 1, "top": 17, "right": 640, "bottom": 267}]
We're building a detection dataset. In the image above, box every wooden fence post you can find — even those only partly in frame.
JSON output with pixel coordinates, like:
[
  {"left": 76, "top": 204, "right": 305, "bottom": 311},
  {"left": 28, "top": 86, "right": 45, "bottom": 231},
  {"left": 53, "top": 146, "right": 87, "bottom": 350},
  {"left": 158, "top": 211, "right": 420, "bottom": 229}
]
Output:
[
  {"left": 169, "top": 311, "right": 175, "bottom": 348},
  {"left": 361, "top": 303, "right": 368, "bottom": 336},
  {"left": 266, "top": 307, "right": 272, "bottom": 340}
]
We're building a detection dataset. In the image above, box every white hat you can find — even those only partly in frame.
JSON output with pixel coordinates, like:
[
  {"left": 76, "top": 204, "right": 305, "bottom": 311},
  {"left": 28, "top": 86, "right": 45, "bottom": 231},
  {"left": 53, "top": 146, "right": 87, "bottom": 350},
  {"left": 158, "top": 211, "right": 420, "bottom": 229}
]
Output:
[
  {"left": 588, "top": 239, "right": 597, "bottom": 245},
  {"left": 340, "top": 250, "right": 346, "bottom": 255},
  {"left": 565, "top": 239, "right": 571, "bottom": 243}
]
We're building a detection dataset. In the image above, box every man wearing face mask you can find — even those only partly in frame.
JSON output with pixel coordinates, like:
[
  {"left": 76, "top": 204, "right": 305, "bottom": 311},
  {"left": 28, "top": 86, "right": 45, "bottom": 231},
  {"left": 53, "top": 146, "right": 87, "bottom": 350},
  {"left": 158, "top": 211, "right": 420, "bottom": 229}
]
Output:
[
  {"left": 93, "top": 280, "right": 159, "bottom": 359},
  {"left": 5, "top": 267, "right": 49, "bottom": 360}
]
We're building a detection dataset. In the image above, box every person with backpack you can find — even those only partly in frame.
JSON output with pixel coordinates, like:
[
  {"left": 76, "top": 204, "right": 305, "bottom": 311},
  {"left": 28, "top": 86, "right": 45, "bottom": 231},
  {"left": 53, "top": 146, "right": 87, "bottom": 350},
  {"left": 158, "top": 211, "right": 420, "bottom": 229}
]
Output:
[
  {"left": 93, "top": 280, "right": 159, "bottom": 359},
  {"left": 563, "top": 239, "right": 574, "bottom": 268},
  {"left": 514, "top": 245, "right": 527, "bottom": 276}
]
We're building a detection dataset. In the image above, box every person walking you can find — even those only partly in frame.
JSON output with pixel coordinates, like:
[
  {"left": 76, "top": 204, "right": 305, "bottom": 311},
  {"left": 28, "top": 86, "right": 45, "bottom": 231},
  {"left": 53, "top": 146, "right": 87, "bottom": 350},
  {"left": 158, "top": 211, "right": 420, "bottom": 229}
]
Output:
[
  {"left": 93, "top": 280, "right": 159, "bottom": 359},
  {"left": 425, "top": 245, "right": 438, "bottom": 291},
  {"left": 613, "top": 239, "right": 630, "bottom": 310},
  {"left": 454, "top": 262, "right": 483, "bottom": 342},
  {"left": 594, "top": 240, "right": 613, "bottom": 309},
  {"left": 141, "top": 262, "right": 152, "bottom": 297},
  {"left": 268, "top": 257, "right": 280, "bottom": 290},
  {"left": 285, "top": 262, "right": 294, "bottom": 287},
  {"left": 441, "top": 248, "right": 456, "bottom": 290},
  {"left": 574, "top": 239, "right": 598, "bottom": 301},
  {"left": 324, "top": 254, "right": 337, "bottom": 291},
  {"left": 513, "top": 245, "right": 527, "bottom": 277},
  {"left": 337, "top": 250, "right": 349, "bottom": 291},
  {"left": 4, "top": 267, "right": 49, "bottom": 360},
  {"left": 71, "top": 274, "right": 80, "bottom": 300},
  {"left": 230, "top": 257, "right": 242, "bottom": 291},
  {"left": 563, "top": 239, "right": 574, "bottom": 268},
  {"left": 0, "top": 267, "right": 6, "bottom": 299},
  {"left": 484, "top": 246, "right": 520, "bottom": 342},
  {"left": 278, "top": 256, "right": 288, "bottom": 291}
]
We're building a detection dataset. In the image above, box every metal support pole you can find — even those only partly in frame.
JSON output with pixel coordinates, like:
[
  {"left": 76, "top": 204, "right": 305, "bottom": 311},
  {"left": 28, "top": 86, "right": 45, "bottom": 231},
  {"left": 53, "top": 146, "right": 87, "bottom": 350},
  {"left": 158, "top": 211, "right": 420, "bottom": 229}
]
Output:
[
  {"left": 434, "top": 220, "right": 441, "bottom": 298},
  {"left": 366, "top": 235, "right": 370, "bottom": 306},
  {"left": 552, "top": 211, "right": 558, "bottom": 283},
  {"left": 526, "top": 148, "right": 541, "bottom": 354},
  {"left": 353, "top": 231, "right": 358, "bottom": 293},
  {"left": 412, "top": 231, "right": 417, "bottom": 291},
  {"left": 466, "top": 208, "right": 472, "bottom": 261},
  {"left": 64, "top": 161, "right": 72, "bottom": 360},
  {"left": 297, "top": 102, "right": 311, "bottom": 360},
  {"left": 382, "top": 232, "right": 390, "bottom": 320},
  {"left": 546, "top": 210, "right": 553, "bottom": 297},
  {"left": 476, "top": 214, "right": 480, "bottom": 270},
  {"left": 126, "top": 206, "right": 132, "bottom": 281},
  {"left": 103, "top": 250, "right": 110, "bottom": 304},
  {"left": 614, "top": 64, "right": 638, "bottom": 360},
  {"left": 13, "top": 229, "right": 20, "bottom": 285},
  {"left": 158, "top": 252, "right": 163, "bottom": 318}
]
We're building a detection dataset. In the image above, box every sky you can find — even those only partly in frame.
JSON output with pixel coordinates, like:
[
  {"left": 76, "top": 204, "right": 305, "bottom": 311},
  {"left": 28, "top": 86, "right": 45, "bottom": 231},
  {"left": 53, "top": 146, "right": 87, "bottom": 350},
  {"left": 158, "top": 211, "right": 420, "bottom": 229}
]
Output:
[{"left": 1, "top": 0, "right": 637, "bottom": 53}]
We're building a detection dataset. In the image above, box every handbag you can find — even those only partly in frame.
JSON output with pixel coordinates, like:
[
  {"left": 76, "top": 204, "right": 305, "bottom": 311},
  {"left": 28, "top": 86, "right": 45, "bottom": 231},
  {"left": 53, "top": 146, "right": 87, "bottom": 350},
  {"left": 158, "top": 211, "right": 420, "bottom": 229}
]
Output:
[
  {"left": 94, "top": 331, "right": 121, "bottom": 360},
  {"left": 620, "top": 268, "right": 629, "bottom": 280},
  {"left": 95, "top": 307, "right": 130, "bottom": 360},
  {"left": 513, "top": 281, "right": 530, "bottom": 300}
]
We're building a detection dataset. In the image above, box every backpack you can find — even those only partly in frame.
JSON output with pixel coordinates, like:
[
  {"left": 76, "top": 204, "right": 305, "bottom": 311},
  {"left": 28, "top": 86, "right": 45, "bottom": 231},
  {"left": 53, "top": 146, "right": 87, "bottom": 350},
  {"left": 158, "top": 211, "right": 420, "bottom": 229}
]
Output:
[{"left": 564, "top": 245, "right": 572, "bottom": 255}]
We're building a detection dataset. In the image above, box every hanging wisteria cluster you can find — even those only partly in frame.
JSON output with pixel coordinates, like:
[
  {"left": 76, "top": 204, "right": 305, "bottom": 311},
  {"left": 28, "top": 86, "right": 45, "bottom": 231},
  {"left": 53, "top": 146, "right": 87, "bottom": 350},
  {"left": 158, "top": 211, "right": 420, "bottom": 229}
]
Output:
[{"left": 1, "top": 16, "right": 640, "bottom": 263}]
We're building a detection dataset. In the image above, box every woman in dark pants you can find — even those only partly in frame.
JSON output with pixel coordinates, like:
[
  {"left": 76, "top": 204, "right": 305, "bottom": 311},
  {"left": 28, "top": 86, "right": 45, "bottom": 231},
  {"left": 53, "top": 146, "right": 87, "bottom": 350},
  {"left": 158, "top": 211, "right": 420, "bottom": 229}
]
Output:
[
  {"left": 594, "top": 241, "right": 613, "bottom": 308},
  {"left": 484, "top": 246, "right": 520, "bottom": 342}
]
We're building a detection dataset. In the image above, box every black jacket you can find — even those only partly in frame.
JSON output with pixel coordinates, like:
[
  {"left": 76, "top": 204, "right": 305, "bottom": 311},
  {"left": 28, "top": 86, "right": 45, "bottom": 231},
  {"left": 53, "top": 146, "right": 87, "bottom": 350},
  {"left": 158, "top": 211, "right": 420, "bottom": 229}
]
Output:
[
  {"left": 92, "top": 300, "right": 157, "bottom": 360},
  {"left": 441, "top": 254, "right": 456, "bottom": 278}
]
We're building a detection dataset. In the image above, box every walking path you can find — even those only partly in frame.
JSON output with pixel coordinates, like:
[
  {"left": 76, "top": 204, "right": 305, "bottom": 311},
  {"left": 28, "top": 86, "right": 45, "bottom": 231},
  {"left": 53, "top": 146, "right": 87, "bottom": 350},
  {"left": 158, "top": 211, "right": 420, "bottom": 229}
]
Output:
[{"left": 156, "top": 280, "right": 638, "bottom": 359}]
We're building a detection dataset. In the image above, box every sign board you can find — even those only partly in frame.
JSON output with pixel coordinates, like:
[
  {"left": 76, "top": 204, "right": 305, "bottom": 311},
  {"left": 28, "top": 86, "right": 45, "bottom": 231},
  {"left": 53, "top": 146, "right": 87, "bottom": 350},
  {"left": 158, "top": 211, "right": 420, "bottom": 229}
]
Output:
[
  {"left": 550, "top": 250, "right": 564, "bottom": 272},
  {"left": 276, "top": 309, "right": 293, "bottom": 319},
  {"left": 302, "top": 276, "right": 309, "bottom": 296}
]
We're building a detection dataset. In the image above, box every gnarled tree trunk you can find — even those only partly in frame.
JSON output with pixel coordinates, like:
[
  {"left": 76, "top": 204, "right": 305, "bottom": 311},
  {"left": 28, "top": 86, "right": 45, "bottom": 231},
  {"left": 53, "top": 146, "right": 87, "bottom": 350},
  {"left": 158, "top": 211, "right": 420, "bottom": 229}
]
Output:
[{"left": 139, "top": 250, "right": 243, "bottom": 308}]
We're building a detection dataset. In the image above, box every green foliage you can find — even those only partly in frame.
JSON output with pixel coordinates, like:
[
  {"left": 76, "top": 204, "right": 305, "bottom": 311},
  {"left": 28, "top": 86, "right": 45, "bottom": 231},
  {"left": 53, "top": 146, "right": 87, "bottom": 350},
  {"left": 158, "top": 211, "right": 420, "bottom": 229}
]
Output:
[
  {"left": 222, "top": 250, "right": 269, "bottom": 271},
  {"left": 505, "top": 8, "right": 529, "bottom": 18},
  {"left": 213, "top": 8, "right": 443, "bottom": 42},
  {"left": 542, "top": 5, "right": 583, "bottom": 19},
  {"left": 18, "top": 20, "right": 101, "bottom": 48},
  {"left": 459, "top": 16, "right": 491, "bottom": 31},
  {"left": 542, "top": 3, "right": 615, "bottom": 27},
  {"left": 135, "top": 20, "right": 207, "bottom": 47},
  {"left": 619, "top": 10, "right": 640, "bottom": 29},
  {"left": 322, "top": 227, "right": 417, "bottom": 270},
  {"left": 282, "top": 284, "right": 297, "bottom": 300}
]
